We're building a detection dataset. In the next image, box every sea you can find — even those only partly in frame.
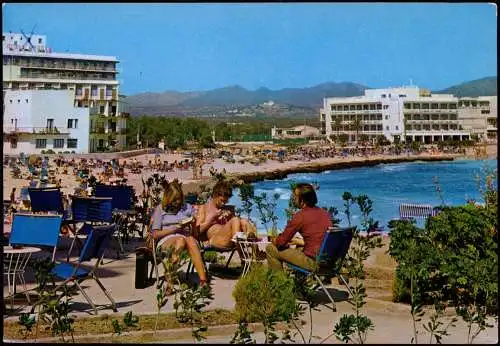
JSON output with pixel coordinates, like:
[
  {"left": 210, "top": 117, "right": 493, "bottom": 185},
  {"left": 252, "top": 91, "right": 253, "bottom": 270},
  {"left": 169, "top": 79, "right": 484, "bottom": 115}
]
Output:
[{"left": 228, "top": 158, "right": 497, "bottom": 232}]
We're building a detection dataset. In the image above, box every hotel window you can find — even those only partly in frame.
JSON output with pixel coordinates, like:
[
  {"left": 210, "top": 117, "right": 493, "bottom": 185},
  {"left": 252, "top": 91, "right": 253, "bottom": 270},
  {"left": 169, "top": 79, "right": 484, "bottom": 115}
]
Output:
[
  {"left": 10, "top": 138, "right": 17, "bottom": 149},
  {"left": 431, "top": 103, "right": 439, "bottom": 109},
  {"left": 406, "top": 125, "right": 413, "bottom": 131},
  {"left": 76, "top": 88, "right": 83, "bottom": 96},
  {"left": 383, "top": 105, "right": 389, "bottom": 109},
  {"left": 395, "top": 126, "right": 399, "bottom": 131},
  {"left": 330, "top": 105, "right": 335, "bottom": 111},
  {"left": 481, "top": 110, "right": 490, "bottom": 114},
  {"left": 385, "top": 115, "right": 389, "bottom": 120},
  {"left": 349, "top": 105, "right": 355, "bottom": 111},
  {"left": 450, "top": 114, "right": 457, "bottom": 120},
  {"left": 376, "top": 114, "right": 382, "bottom": 120},
  {"left": 422, "top": 103, "right": 429, "bottom": 109},
  {"left": 91, "top": 87, "right": 98, "bottom": 96},
  {"left": 363, "top": 104, "right": 368, "bottom": 110},
  {"left": 439, "top": 103, "right": 448, "bottom": 109},
  {"left": 404, "top": 103, "right": 411, "bottom": 109},
  {"left": 381, "top": 94, "right": 386, "bottom": 98},
  {"left": 67, "top": 139, "right": 78, "bottom": 148},
  {"left": 54, "top": 139, "right": 65, "bottom": 148},
  {"left": 369, "top": 104, "right": 375, "bottom": 110},
  {"left": 386, "top": 126, "right": 389, "bottom": 130},
  {"left": 356, "top": 104, "right": 362, "bottom": 110},
  {"left": 377, "top": 124, "right": 382, "bottom": 131},
  {"left": 376, "top": 104, "right": 382, "bottom": 110},
  {"left": 35, "top": 139, "right": 47, "bottom": 148},
  {"left": 343, "top": 105, "right": 349, "bottom": 111},
  {"left": 413, "top": 103, "right": 420, "bottom": 109},
  {"left": 422, "top": 114, "right": 429, "bottom": 121}
]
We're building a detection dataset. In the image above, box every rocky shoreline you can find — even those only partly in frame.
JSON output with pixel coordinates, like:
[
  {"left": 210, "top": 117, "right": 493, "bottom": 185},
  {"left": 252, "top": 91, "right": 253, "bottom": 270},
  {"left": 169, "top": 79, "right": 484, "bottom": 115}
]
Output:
[{"left": 183, "top": 154, "right": 458, "bottom": 192}]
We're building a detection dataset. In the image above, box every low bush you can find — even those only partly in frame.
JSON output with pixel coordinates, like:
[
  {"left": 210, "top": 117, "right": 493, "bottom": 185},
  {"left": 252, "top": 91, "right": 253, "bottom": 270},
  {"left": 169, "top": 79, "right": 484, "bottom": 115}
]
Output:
[
  {"left": 389, "top": 203, "right": 498, "bottom": 314},
  {"left": 232, "top": 264, "right": 296, "bottom": 324}
]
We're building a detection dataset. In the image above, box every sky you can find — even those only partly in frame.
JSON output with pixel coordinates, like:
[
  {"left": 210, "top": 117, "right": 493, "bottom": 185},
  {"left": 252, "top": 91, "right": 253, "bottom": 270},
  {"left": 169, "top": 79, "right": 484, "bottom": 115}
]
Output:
[{"left": 2, "top": 3, "right": 497, "bottom": 95}]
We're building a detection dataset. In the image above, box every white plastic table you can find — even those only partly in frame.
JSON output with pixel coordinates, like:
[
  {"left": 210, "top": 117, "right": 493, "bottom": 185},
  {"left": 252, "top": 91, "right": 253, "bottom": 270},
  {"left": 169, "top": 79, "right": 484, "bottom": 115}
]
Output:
[
  {"left": 233, "top": 238, "right": 271, "bottom": 276},
  {"left": 3, "top": 245, "right": 41, "bottom": 307}
]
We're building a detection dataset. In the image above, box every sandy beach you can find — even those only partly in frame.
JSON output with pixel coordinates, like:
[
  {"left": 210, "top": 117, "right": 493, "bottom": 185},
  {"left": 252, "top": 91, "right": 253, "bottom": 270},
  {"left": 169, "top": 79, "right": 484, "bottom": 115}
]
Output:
[{"left": 3, "top": 143, "right": 497, "bottom": 201}]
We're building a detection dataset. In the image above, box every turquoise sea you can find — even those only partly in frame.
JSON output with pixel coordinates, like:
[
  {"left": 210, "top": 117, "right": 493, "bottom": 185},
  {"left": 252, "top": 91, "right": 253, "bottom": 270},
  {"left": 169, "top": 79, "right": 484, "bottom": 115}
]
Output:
[{"left": 228, "top": 159, "right": 497, "bottom": 232}]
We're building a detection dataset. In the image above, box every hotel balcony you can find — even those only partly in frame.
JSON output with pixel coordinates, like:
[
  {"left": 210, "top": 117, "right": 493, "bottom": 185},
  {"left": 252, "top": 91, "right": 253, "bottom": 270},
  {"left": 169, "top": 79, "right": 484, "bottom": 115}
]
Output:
[{"left": 3, "top": 126, "right": 69, "bottom": 135}]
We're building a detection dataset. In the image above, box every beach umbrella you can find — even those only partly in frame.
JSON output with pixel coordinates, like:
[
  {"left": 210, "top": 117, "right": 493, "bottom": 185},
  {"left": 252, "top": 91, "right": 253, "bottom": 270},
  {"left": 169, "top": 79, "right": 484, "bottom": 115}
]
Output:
[{"left": 28, "top": 154, "right": 41, "bottom": 166}]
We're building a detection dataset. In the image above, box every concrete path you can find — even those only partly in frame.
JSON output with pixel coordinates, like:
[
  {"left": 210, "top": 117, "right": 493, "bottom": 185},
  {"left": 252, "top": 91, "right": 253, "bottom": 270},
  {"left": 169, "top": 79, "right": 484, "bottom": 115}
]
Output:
[{"left": 3, "top": 240, "right": 498, "bottom": 344}]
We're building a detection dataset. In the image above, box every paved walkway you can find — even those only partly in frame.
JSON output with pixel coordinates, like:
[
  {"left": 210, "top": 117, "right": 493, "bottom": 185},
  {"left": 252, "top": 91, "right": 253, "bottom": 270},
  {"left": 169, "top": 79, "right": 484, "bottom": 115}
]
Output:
[{"left": 3, "top": 239, "right": 498, "bottom": 344}]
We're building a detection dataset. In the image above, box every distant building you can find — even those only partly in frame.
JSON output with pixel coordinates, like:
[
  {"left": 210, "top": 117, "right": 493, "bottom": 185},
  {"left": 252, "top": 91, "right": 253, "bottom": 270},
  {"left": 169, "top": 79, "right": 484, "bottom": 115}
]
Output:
[
  {"left": 320, "top": 85, "right": 496, "bottom": 144},
  {"left": 3, "top": 32, "right": 128, "bottom": 154},
  {"left": 271, "top": 125, "right": 320, "bottom": 140}
]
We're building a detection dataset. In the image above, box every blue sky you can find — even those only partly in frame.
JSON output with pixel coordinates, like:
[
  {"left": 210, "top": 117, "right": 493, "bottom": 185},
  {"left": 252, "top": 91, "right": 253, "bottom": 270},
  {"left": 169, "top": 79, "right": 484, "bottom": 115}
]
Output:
[{"left": 2, "top": 3, "right": 497, "bottom": 95}]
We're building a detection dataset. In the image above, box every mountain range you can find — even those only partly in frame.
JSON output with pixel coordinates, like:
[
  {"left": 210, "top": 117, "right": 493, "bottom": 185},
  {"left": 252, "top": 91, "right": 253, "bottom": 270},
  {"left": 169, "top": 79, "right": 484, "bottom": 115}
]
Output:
[{"left": 125, "top": 76, "right": 497, "bottom": 116}]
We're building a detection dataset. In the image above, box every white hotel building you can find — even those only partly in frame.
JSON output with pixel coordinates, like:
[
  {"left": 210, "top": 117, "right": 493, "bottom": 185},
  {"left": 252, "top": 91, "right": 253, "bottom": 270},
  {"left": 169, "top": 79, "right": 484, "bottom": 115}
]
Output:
[
  {"left": 320, "top": 86, "right": 497, "bottom": 144},
  {"left": 3, "top": 32, "right": 129, "bottom": 154}
]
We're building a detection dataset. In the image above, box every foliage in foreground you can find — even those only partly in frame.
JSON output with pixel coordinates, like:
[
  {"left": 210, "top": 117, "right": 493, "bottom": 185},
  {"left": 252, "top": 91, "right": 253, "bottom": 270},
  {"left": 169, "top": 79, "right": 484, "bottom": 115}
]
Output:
[{"left": 389, "top": 166, "right": 497, "bottom": 343}]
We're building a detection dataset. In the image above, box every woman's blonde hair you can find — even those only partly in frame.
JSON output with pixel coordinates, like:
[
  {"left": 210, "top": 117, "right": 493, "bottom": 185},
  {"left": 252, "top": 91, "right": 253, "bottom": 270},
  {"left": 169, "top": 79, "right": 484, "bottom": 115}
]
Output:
[{"left": 161, "top": 179, "right": 184, "bottom": 213}]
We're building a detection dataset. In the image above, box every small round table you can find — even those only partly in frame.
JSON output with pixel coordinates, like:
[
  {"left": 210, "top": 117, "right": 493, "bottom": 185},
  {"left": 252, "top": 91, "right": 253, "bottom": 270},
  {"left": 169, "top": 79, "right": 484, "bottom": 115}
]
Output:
[
  {"left": 3, "top": 246, "right": 41, "bottom": 307},
  {"left": 233, "top": 238, "right": 271, "bottom": 276}
]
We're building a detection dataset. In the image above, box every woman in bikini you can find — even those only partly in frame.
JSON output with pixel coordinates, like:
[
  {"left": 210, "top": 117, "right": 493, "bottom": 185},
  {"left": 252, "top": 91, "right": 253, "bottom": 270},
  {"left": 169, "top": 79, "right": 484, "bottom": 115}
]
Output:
[{"left": 195, "top": 180, "right": 256, "bottom": 249}]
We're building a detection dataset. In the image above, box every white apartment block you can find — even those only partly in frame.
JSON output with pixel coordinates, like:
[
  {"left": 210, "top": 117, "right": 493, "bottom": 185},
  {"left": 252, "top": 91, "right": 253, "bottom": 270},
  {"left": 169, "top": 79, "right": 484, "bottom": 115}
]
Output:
[
  {"left": 3, "top": 32, "right": 129, "bottom": 154},
  {"left": 3, "top": 90, "right": 89, "bottom": 154},
  {"left": 320, "top": 86, "right": 496, "bottom": 144}
]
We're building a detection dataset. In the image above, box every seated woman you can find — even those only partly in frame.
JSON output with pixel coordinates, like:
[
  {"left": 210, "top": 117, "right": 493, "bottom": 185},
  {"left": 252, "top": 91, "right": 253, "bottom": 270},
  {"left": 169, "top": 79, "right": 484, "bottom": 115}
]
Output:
[
  {"left": 147, "top": 179, "right": 207, "bottom": 286},
  {"left": 195, "top": 180, "right": 256, "bottom": 249}
]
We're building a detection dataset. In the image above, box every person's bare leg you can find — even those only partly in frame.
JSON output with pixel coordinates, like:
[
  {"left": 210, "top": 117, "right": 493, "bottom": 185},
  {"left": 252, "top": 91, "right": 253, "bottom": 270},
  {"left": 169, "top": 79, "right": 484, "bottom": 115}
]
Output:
[
  {"left": 209, "top": 217, "right": 241, "bottom": 248},
  {"left": 160, "top": 236, "right": 186, "bottom": 264},
  {"left": 185, "top": 236, "right": 207, "bottom": 282}
]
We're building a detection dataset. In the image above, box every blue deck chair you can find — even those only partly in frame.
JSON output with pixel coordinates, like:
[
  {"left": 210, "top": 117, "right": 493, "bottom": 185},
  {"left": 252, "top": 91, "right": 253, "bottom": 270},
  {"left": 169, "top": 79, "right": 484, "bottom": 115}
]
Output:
[
  {"left": 35, "top": 224, "right": 118, "bottom": 315},
  {"left": 28, "top": 187, "right": 65, "bottom": 214},
  {"left": 9, "top": 213, "right": 63, "bottom": 262},
  {"left": 7, "top": 213, "right": 62, "bottom": 305},
  {"left": 66, "top": 196, "right": 113, "bottom": 262},
  {"left": 94, "top": 184, "right": 136, "bottom": 255},
  {"left": 286, "top": 226, "right": 355, "bottom": 311}
]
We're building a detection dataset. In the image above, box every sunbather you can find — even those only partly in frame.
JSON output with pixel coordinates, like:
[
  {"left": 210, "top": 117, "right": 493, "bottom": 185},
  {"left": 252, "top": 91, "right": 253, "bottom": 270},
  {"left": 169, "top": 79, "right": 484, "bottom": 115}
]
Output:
[{"left": 195, "top": 179, "right": 256, "bottom": 249}]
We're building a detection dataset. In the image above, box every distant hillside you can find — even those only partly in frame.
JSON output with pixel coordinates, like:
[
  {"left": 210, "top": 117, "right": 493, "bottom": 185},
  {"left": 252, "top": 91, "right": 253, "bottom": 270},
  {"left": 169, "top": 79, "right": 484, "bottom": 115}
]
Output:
[
  {"left": 433, "top": 76, "right": 497, "bottom": 97},
  {"left": 127, "top": 81, "right": 367, "bottom": 115},
  {"left": 126, "top": 76, "right": 497, "bottom": 116}
]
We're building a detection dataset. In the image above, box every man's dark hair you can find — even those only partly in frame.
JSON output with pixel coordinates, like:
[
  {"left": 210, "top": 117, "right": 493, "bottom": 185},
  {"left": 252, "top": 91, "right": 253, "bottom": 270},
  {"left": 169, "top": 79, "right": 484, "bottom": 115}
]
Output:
[
  {"left": 212, "top": 180, "right": 233, "bottom": 199},
  {"left": 294, "top": 183, "right": 317, "bottom": 207}
]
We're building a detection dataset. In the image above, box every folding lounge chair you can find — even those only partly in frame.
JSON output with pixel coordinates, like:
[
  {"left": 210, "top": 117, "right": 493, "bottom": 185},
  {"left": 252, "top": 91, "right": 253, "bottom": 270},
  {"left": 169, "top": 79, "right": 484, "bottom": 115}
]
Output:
[
  {"left": 7, "top": 213, "right": 62, "bottom": 305},
  {"left": 34, "top": 223, "right": 118, "bottom": 315},
  {"left": 94, "top": 184, "right": 136, "bottom": 254},
  {"left": 285, "top": 226, "right": 355, "bottom": 311},
  {"left": 66, "top": 196, "right": 113, "bottom": 262}
]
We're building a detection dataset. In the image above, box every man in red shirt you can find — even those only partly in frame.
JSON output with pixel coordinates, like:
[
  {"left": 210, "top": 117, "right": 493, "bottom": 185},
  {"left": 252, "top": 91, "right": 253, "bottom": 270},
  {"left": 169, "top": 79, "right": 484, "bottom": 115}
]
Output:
[{"left": 266, "top": 183, "right": 333, "bottom": 272}]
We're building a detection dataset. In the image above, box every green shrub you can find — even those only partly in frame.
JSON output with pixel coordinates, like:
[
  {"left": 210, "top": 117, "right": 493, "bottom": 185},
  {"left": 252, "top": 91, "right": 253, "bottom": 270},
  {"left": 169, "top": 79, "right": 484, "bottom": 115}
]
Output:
[
  {"left": 232, "top": 264, "right": 297, "bottom": 323},
  {"left": 389, "top": 204, "right": 498, "bottom": 312}
]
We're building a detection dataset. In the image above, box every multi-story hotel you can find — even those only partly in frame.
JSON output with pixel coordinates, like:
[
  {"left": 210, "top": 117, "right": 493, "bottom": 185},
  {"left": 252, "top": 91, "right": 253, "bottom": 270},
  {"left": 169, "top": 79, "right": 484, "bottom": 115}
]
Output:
[
  {"left": 320, "top": 86, "right": 496, "bottom": 144},
  {"left": 3, "top": 32, "right": 129, "bottom": 154}
]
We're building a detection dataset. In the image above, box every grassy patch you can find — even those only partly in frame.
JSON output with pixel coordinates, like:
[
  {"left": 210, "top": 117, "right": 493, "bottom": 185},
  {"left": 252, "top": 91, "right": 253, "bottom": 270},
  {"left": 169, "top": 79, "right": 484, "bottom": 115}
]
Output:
[{"left": 3, "top": 308, "right": 237, "bottom": 340}]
